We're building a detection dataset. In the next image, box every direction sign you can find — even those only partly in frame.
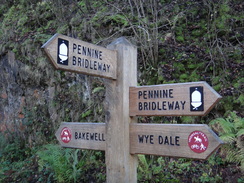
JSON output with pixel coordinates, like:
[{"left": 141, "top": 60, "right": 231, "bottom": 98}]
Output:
[
  {"left": 129, "top": 81, "right": 221, "bottom": 116},
  {"left": 55, "top": 122, "right": 106, "bottom": 151},
  {"left": 130, "top": 123, "right": 223, "bottom": 159},
  {"left": 47, "top": 37, "right": 223, "bottom": 182},
  {"left": 42, "top": 34, "right": 117, "bottom": 79}
]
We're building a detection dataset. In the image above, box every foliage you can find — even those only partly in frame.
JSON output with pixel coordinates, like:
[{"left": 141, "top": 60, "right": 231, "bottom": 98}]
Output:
[
  {"left": 0, "top": 134, "right": 106, "bottom": 183},
  {"left": 37, "top": 144, "right": 81, "bottom": 182},
  {"left": 210, "top": 112, "right": 244, "bottom": 171},
  {"left": 0, "top": 132, "right": 39, "bottom": 182},
  {"left": 37, "top": 144, "right": 106, "bottom": 183},
  {"left": 138, "top": 154, "right": 224, "bottom": 182}
]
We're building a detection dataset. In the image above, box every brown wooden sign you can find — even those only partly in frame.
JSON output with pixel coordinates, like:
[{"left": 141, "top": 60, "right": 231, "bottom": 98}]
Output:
[
  {"left": 55, "top": 122, "right": 106, "bottom": 151},
  {"left": 42, "top": 34, "right": 117, "bottom": 80},
  {"left": 130, "top": 123, "right": 223, "bottom": 160},
  {"left": 47, "top": 37, "right": 223, "bottom": 182},
  {"left": 129, "top": 81, "right": 221, "bottom": 116}
]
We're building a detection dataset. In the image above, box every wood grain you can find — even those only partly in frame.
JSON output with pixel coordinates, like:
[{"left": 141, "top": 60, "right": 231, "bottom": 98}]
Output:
[
  {"left": 129, "top": 82, "right": 221, "bottom": 116},
  {"left": 130, "top": 123, "right": 223, "bottom": 159},
  {"left": 55, "top": 122, "right": 106, "bottom": 151},
  {"left": 105, "top": 37, "right": 138, "bottom": 183},
  {"left": 42, "top": 34, "right": 117, "bottom": 79}
]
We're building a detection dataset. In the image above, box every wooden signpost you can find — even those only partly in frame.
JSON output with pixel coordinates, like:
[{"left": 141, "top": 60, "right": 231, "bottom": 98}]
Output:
[
  {"left": 43, "top": 34, "right": 222, "bottom": 183},
  {"left": 55, "top": 123, "right": 223, "bottom": 160},
  {"left": 55, "top": 122, "right": 106, "bottom": 151},
  {"left": 130, "top": 123, "right": 223, "bottom": 160},
  {"left": 42, "top": 33, "right": 117, "bottom": 80},
  {"left": 129, "top": 82, "right": 222, "bottom": 116}
]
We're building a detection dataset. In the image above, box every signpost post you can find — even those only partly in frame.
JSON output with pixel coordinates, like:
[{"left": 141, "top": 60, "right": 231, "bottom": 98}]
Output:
[
  {"left": 104, "top": 37, "right": 138, "bottom": 183},
  {"left": 43, "top": 34, "right": 222, "bottom": 183}
]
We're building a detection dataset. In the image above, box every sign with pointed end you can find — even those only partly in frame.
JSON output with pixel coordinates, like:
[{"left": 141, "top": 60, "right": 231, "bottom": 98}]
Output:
[
  {"left": 130, "top": 123, "right": 223, "bottom": 159},
  {"left": 55, "top": 122, "right": 106, "bottom": 151},
  {"left": 42, "top": 34, "right": 117, "bottom": 79},
  {"left": 47, "top": 36, "right": 223, "bottom": 182},
  {"left": 129, "top": 81, "right": 221, "bottom": 116}
]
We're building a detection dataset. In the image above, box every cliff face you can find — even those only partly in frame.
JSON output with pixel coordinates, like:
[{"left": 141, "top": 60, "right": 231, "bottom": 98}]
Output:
[
  {"left": 0, "top": 50, "right": 101, "bottom": 146},
  {"left": 0, "top": 52, "right": 23, "bottom": 132}
]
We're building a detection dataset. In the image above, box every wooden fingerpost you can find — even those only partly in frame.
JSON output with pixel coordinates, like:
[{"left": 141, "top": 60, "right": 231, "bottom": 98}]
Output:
[{"left": 105, "top": 37, "right": 138, "bottom": 183}]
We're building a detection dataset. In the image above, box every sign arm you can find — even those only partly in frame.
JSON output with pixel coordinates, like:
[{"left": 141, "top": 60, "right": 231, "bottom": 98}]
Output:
[
  {"left": 42, "top": 34, "right": 117, "bottom": 79},
  {"left": 130, "top": 123, "right": 223, "bottom": 160}
]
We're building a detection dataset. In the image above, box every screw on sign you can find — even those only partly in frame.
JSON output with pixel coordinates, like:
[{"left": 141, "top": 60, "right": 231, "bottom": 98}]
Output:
[
  {"left": 60, "top": 127, "right": 72, "bottom": 143},
  {"left": 188, "top": 131, "right": 208, "bottom": 153}
]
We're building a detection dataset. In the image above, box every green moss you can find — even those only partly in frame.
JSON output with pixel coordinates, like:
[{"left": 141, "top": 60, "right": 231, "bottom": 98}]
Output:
[
  {"left": 188, "top": 64, "right": 196, "bottom": 69},
  {"left": 173, "top": 62, "right": 185, "bottom": 72},
  {"left": 212, "top": 76, "right": 221, "bottom": 86},
  {"left": 213, "top": 84, "right": 222, "bottom": 92},
  {"left": 181, "top": 116, "right": 196, "bottom": 124},
  {"left": 189, "top": 71, "right": 200, "bottom": 81},
  {"left": 179, "top": 73, "right": 188, "bottom": 80},
  {"left": 235, "top": 94, "right": 244, "bottom": 105},
  {"left": 158, "top": 75, "right": 164, "bottom": 82},
  {"left": 176, "top": 35, "right": 184, "bottom": 42},
  {"left": 191, "top": 30, "right": 202, "bottom": 37}
]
